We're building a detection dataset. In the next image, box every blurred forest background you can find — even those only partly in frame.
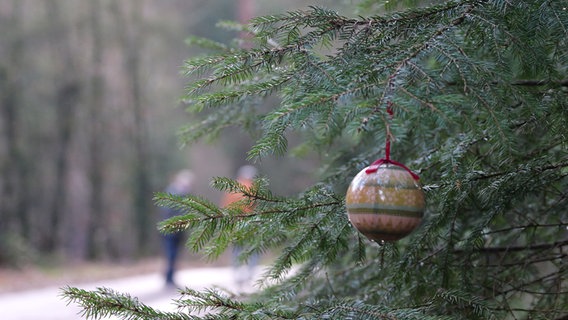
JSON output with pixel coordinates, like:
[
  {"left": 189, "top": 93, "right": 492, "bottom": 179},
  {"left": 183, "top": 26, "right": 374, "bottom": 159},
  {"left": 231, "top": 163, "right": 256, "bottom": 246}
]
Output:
[{"left": 0, "top": 0, "right": 348, "bottom": 268}]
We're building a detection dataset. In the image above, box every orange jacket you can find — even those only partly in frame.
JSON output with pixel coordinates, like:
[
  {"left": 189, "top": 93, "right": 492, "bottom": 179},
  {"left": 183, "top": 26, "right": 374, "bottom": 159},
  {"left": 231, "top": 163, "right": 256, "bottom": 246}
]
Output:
[{"left": 220, "top": 177, "right": 254, "bottom": 213}]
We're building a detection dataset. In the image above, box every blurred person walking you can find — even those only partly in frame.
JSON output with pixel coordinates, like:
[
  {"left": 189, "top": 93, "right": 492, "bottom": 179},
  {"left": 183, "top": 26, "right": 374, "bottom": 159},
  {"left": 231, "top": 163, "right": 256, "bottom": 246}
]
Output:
[
  {"left": 220, "top": 165, "right": 259, "bottom": 289},
  {"left": 159, "top": 169, "right": 194, "bottom": 288}
]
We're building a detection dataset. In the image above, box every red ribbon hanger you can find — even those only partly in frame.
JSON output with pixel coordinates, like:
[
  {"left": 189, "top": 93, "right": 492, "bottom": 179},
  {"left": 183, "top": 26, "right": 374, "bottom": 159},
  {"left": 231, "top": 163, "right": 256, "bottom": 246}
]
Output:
[{"left": 364, "top": 102, "right": 420, "bottom": 181}]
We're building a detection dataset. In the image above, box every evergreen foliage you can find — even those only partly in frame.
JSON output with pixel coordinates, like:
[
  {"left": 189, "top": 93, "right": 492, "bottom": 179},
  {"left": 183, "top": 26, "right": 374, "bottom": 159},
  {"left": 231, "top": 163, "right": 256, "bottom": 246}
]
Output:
[{"left": 63, "top": 1, "right": 568, "bottom": 319}]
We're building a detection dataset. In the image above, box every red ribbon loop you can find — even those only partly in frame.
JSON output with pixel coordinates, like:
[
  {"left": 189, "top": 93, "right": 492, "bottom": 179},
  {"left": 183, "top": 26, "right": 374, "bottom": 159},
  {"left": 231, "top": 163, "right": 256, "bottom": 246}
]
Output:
[
  {"left": 365, "top": 158, "right": 420, "bottom": 180},
  {"left": 364, "top": 101, "right": 420, "bottom": 180}
]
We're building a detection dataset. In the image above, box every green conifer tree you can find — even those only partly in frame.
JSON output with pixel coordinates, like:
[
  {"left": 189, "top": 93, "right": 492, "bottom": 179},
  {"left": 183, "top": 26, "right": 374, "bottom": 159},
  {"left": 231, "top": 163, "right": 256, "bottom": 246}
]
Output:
[{"left": 63, "top": 1, "right": 567, "bottom": 319}]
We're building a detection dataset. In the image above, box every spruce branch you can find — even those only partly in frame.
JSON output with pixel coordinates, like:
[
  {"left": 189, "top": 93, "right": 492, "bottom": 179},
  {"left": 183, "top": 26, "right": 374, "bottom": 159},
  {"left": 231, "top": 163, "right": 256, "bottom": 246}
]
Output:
[
  {"left": 468, "top": 161, "right": 568, "bottom": 182},
  {"left": 158, "top": 2, "right": 568, "bottom": 319},
  {"left": 176, "top": 288, "right": 246, "bottom": 315},
  {"left": 188, "top": 73, "right": 293, "bottom": 109},
  {"left": 491, "top": 267, "right": 567, "bottom": 297},
  {"left": 61, "top": 287, "right": 193, "bottom": 320},
  {"left": 353, "top": 0, "right": 479, "bottom": 27},
  {"left": 482, "top": 222, "right": 568, "bottom": 236},
  {"left": 159, "top": 183, "right": 342, "bottom": 228},
  {"left": 176, "top": 288, "right": 300, "bottom": 319},
  {"left": 367, "top": 3, "right": 477, "bottom": 128},
  {"left": 457, "top": 239, "right": 568, "bottom": 254},
  {"left": 327, "top": 305, "right": 398, "bottom": 320},
  {"left": 433, "top": 288, "right": 497, "bottom": 320}
]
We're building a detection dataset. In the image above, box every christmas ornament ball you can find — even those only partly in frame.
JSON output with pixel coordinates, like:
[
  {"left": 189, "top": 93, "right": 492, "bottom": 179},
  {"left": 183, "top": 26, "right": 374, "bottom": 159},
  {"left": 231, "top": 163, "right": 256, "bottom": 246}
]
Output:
[{"left": 346, "top": 164, "right": 425, "bottom": 242}]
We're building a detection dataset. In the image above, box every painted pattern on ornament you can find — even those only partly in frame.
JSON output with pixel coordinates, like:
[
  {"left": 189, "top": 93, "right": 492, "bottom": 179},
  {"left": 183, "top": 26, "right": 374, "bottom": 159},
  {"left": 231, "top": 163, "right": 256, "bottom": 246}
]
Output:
[{"left": 346, "top": 164, "right": 425, "bottom": 242}]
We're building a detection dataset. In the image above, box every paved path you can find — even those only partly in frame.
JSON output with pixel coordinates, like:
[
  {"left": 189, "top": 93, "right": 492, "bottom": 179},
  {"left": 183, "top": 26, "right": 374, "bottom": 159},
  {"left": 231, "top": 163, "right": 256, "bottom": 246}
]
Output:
[{"left": 0, "top": 266, "right": 252, "bottom": 320}]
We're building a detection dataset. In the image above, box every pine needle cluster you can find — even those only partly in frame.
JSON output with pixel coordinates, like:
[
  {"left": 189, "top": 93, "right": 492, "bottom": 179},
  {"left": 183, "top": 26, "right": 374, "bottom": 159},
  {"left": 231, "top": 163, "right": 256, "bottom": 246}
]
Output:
[{"left": 63, "top": 1, "right": 567, "bottom": 319}]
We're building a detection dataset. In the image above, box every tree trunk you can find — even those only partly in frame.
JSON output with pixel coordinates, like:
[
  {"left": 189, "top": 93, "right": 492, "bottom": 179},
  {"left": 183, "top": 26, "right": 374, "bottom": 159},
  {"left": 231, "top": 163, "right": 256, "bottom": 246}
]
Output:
[
  {"left": 84, "top": 0, "right": 107, "bottom": 260},
  {"left": 46, "top": 83, "right": 80, "bottom": 252},
  {"left": 43, "top": 0, "right": 81, "bottom": 253},
  {"left": 111, "top": 1, "right": 153, "bottom": 255},
  {"left": 0, "top": 0, "right": 29, "bottom": 250},
  {"left": 129, "top": 2, "right": 152, "bottom": 255}
]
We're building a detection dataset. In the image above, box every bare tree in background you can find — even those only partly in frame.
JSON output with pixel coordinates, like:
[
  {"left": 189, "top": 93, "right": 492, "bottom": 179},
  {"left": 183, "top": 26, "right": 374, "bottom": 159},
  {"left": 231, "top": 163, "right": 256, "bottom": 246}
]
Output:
[
  {"left": 42, "top": 0, "right": 83, "bottom": 254},
  {"left": 85, "top": 0, "right": 107, "bottom": 260},
  {"left": 0, "top": 0, "right": 28, "bottom": 250},
  {"left": 111, "top": 0, "right": 153, "bottom": 254}
]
